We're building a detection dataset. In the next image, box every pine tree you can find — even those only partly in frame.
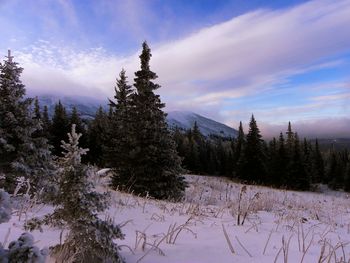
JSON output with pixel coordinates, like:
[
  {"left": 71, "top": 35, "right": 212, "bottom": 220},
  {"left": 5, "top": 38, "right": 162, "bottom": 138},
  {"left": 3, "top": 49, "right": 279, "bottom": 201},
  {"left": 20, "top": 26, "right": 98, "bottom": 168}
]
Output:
[
  {"left": 286, "top": 121, "right": 294, "bottom": 156},
  {"left": 86, "top": 106, "right": 109, "bottom": 166},
  {"left": 302, "top": 138, "right": 313, "bottom": 185},
  {"left": 267, "top": 137, "right": 279, "bottom": 186},
  {"left": 42, "top": 105, "right": 51, "bottom": 139},
  {"left": 236, "top": 115, "right": 266, "bottom": 183},
  {"left": 107, "top": 69, "right": 135, "bottom": 184},
  {"left": 26, "top": 125, "right": 124, "bottom": 263},
  {"left": 69, "top": 106, "right": 87, "bottom": 154},
  {"left": 277, "top": 132, "right": 288, "bottom": 187},
  {"left": 117, "top": 42, "right": 186, "bottom": 199},
  {"left": 311, "top": 139, "right": 325, "bottom": 184},
  {"left": 50, "top": 101, "right": 69, "bottom": 156},
  {"left": 0, "top": 51, "right": 54, "bottom": 192},
  {"left": 232, "top": 121, "right": 245, "bottom": 178},
  {"left": 344, "top": 162, "right": 350, "bottom": 192},
  {"left": 33, "top": 97, "right": 41, "bottom": 120},
  {"left": 286, "top": 133, "right": 309, "bottom": 190}
]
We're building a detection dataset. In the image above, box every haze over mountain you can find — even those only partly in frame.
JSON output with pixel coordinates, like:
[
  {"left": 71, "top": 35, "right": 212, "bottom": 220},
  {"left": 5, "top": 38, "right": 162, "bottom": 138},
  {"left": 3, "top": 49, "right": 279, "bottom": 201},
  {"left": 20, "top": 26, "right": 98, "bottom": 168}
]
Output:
[{"left": 35, "top": 94, "right": 238, "bottom": 138}]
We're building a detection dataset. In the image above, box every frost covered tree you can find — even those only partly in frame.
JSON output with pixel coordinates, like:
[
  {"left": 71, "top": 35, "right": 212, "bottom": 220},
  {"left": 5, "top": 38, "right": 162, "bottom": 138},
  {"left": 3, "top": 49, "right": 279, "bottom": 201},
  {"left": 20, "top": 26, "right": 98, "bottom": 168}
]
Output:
[
  {"left": 0, "top": 51, "right": 54, "bottom": 192},
  {"left": 112, "top": 42, "right": 186, "bottom": 200},
  {"left": 26, "top": 125, "right": 124, "bottom": 263}
]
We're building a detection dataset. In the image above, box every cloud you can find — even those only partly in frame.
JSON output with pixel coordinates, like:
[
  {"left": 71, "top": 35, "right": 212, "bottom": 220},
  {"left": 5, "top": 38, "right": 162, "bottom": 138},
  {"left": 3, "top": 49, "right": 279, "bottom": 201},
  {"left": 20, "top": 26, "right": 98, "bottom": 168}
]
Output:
[
  {"left": 6, "top": 0, "right": 350, "bottom": 135},
  {"left": 258, "top": 118, "right": 350, "bottom": 139}
]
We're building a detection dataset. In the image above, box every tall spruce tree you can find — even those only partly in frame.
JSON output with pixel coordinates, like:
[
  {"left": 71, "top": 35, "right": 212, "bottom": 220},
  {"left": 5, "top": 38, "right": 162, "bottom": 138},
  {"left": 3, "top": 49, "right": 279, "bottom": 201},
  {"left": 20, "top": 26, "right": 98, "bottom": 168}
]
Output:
[
  {"left": 236, "top": 115, "right": 266, "bottom": 183},
  {"left": 41, "top": 105, "right": 51, "bottom": 139},
  {"left": 0, "top": 51, "right": 54, "bottom": 192},
  {"left": 233, "top": 121, "right": 245, "bottom": 178},
  {"left": 107, "top": 69, "right": 135, "bottom": 185},
  {"left": 312, "top": 139, "right": 324, "bottom": 184},
  {"left": 119, "top": 42, "right": 186, "bottom": 199},
  {"left": 277, "top": 132, "right": 288, "bottom": 187},
  {"left": 50, "top": 101, "right": 69, "bottom": 156},
  {"left": 286, "top": 133, "right": 309, "bottom": 190},
  {"left": 86, "top": 106, "right": 109, "bottom": 166}
]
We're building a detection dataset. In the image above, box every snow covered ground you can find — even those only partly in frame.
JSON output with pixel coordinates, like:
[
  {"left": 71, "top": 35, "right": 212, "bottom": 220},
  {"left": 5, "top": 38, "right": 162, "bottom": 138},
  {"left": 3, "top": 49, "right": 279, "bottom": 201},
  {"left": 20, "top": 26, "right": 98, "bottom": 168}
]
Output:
[{"left": 2, "top": 174, "right": 350, "bottom": 262}]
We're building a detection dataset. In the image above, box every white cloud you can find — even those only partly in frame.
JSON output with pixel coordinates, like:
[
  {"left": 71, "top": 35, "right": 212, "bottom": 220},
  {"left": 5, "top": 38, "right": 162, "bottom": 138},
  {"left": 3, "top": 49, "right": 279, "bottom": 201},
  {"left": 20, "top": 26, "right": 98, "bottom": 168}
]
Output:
[{"left": 7, "top": 0, "right": 350, "bottom": 135}]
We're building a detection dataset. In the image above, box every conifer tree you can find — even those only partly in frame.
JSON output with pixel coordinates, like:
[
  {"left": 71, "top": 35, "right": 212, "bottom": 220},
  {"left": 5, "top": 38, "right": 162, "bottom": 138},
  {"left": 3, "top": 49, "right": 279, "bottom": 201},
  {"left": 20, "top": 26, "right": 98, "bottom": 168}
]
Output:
[
  {"left": 50, "top": 101, "right": 69, "bottom": 156},
  {"left": 312, "top": 139, "right": 324, "bottom": 184},
  {"left": 286, "top": 122, "right": 294, "bottom": 156},
  {"left": 86, "top": 106, "right": 109, "bottom": 166},
  {"left": 107, "top": 69, "right": 135, "bottom": 183},
  {"left": 33, "top": 97, "right": 41, "bottom": 120},
  {"left": 236, "top": 115, "right": 266, "bottom": 183},
  {"left": 26, "top": 125, "right": 124, "bottom": 263},
  {"left": 69, "top": 106, "right": 87, "bottom": 152},
  {"left": 117, "top": 42, "right": 186, "bottom": 199},
  {"left": 344, "top": 162, "right": 350, "bottom": 192},
  {"left": 233, "top": 121, "right": 245, "bottom": 178},
  {"left": 277, "top": 132, "right": 288, "bottom": 187},
  {"left": 286, "top": 133, "right": 309, "bottom": 190},
  {"left": 0, "top": 51, "right": 54, "bottom": 192},
  {"left": 42, "top": 105, "right": 51, "bottom": 139},
  {"left": 267, "top": 137, "right": 279, "bottom": 186},
  {"left": 69, "top": 106, "right": 84, "bottom": 134}
]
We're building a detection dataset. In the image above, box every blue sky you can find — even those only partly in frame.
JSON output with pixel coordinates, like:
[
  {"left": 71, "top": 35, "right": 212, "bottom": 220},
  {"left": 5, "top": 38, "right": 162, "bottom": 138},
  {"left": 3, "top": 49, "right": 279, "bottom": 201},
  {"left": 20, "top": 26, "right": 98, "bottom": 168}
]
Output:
[{"left": 1, "top": 0, "right": 350, "bottom": 137}]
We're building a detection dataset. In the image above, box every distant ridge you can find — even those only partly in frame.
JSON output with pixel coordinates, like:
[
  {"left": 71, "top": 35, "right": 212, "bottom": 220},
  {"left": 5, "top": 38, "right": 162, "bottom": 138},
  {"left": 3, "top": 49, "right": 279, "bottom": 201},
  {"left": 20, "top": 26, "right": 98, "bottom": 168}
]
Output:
[
  {"left": 167, "top": 111, "right": 238, "bottom": 138},
  {"left": 35, "top": 95, "right": 237, "bottom": 138}
]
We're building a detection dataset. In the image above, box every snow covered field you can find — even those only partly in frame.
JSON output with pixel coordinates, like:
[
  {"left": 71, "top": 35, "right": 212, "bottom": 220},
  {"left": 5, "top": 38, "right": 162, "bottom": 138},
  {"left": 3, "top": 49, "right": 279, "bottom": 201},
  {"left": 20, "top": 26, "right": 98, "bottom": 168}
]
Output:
[{"left": 2, "top": 174, "right": 350, "bottom": 263}]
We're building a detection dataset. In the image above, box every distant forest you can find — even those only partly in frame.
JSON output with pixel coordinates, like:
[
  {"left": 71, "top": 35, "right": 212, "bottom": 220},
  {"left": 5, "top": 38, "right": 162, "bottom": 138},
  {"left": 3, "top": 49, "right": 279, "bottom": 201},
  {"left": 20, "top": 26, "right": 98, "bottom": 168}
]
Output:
[{"left": 34, "top": 97, "right": 350, "bottom": 193}]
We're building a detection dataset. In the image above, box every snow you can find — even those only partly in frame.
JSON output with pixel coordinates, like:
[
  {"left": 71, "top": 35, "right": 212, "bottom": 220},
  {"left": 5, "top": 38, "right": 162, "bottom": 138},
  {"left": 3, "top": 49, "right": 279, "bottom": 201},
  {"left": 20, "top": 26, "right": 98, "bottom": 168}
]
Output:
[
  {"left": 2, "top": 174, "right": 350, "bottom": 262},
  {"left": 167, "top": 111, "right": 238, "bottom": 138}
]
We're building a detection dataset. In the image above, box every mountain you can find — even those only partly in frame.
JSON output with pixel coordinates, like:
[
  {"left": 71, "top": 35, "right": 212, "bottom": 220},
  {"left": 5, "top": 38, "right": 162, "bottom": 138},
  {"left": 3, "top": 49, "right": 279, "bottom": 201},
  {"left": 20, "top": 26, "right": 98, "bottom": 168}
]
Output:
[
  {"left": 167, "top": 111, "right": 238, "bottom": 138},
  {"left": 35, "top": 94, "right": 106, "bottom": 119},
  {"left": 35, "top": 95, "right": 238, "bottom": 138}
]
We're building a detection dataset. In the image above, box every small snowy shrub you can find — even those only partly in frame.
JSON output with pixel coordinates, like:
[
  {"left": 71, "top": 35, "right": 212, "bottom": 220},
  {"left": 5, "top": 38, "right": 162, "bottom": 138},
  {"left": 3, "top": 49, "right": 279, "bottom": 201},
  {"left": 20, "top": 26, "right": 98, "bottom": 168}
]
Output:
[
  {"left": 7, "top": 233, "right": 48, "bottom": 263},
  {"left": 25, "top": 125, "right": 125, "bottom": 263},
  {"left": 0, "top": 189, "right": 47, "bottom": 263}
]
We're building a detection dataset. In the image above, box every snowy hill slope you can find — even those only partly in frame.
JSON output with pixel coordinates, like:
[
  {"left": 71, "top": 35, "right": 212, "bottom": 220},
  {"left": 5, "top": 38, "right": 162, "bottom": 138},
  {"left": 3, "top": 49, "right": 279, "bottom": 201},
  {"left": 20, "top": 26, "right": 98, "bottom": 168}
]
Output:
[
  {"left": 2, "top": 174, "right": 350, "bottom": 263},
  {"left": 167, "top": 111, "right": 238, "bottom": 138}
]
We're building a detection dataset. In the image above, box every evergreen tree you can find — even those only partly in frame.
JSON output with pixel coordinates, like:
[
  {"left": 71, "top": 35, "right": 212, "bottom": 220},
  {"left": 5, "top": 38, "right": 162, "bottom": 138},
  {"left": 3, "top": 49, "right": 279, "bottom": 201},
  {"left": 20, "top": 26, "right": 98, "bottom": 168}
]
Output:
[
  {"left": 26, "top": 125, "right": 124, "bottom": 263},
  {"left": 286, "top": 133, "right": 309, "bottom": 190},
  {"left": 69, "top": 106, "right": 87, "bottom": 154},
  {"left": 33, "top": 97, "right": 41, "bottom": 120},
  {"left": 327, "top": 150, "right": 347, "bottom": 190},
  {"left": 50, "top": 101, "right": 69, "bottom": 156},
  {"left": 312, "top": 139, "right": 324, "bottom": 184},
  {"left": 267, "top": 137, "right": 279, "bottom": 186},
  {"left": 302, "top": 138, "right": 313, "bottom": 185},
  {"left": 69, "top": 106, "right": 84, "bottom": 135},
  {"left": 286, "top": 121, "right": 294, "bottom": 156},
  {"left": 41, "top": 105, "right": 51, "bottom": 139},
  {"left": 116, "top": 42, "right": 186, "bottom": 199},
  {"left": 233, "top": 121, "right": 245, "bottom": 178},
  {"left": 344, "top": 162, "right": 350, "bottom": 192},
  {"left": 0, "top": 51, "right": 54, "bottom": 192},
  {"left": 277, "top": 132, "right": 288, "bottom": 187},
  {"left": 236, "top": 115, "right": 266, "bottom": 183},
  {"left": 107, "top": 69, "right": 135, "bottom": 184},
  {"left": 86, "top": 106, "right": 109, "bottom": 166}
]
